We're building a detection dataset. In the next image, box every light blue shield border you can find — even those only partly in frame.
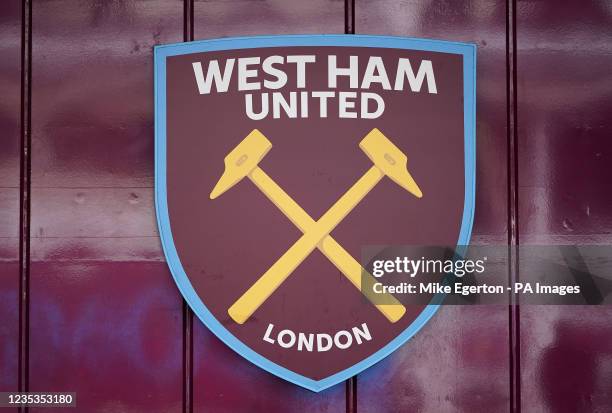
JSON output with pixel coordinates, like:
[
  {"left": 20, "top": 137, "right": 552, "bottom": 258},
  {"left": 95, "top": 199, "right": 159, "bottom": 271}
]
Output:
[{"left": 154, "top": 34, "right": 476, "bottom": 392}]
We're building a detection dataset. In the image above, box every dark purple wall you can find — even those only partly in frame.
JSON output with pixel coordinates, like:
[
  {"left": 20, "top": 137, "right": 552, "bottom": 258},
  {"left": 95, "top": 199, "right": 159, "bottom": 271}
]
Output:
[
  {"left": 29, "top": 1, "right": 184, "bottom": 412},
  {"left": 1, "top": 1, "right": 610, "bottom": 412},
  {"left": 356, "top": 3, "right": 510, "bottom": 412},
  {"left": 0, "top": 1, "right": 21, "bottom": 407},
  {"left": 517, "top": 2, "right": 612, "bottom": 412}
]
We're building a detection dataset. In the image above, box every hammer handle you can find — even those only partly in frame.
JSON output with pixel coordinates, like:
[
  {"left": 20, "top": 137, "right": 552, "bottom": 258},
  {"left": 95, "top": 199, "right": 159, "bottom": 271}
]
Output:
[
  {"left": 249, "top": 167, "right": 406, "bottom": 323},
  {"left": 229, "top": 166, "right": 384, "bottom": 324}
]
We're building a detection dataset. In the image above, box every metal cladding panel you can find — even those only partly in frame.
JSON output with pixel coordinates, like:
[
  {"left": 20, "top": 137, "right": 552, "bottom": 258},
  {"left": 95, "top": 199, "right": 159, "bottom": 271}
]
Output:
[
  {"left": 29, "top": 1, "right": 183, "bottom": 412},
  {"left": 0, "top": 1, "right": 21, "bottom": 409},
  {"left": 191, "top": 1, "right": 348, "bottom": 411},
  {"left": 517, "top": 2, "right": 612, "bottom": 412},
  {"left": 3, "top": 0, "right": 610, "bottom": 411},
  {"left": 355, "top": 1, "right": 510, "bottom": 412}
]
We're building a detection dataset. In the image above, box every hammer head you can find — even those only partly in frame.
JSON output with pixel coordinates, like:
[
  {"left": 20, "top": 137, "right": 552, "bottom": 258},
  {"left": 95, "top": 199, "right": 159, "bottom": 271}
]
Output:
[
  {"left": 210, "top": 129, "right": 272, "bottom": 199},
  {"left": 359, "top": 128, "right": 423, "bottom": 198}
]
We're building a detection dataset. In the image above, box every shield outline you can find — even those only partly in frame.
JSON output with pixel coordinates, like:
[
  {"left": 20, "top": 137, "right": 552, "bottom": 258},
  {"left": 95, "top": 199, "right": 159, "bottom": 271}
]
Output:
[{"left": 154, "top": 34, "right": 476, "bottom": 392}]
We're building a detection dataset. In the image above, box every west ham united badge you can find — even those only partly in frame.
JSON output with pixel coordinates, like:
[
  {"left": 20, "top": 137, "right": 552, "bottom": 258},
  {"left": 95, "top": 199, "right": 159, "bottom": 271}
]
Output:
[{"left": 154, "top": 35, "right": 476, "bottom": 391}]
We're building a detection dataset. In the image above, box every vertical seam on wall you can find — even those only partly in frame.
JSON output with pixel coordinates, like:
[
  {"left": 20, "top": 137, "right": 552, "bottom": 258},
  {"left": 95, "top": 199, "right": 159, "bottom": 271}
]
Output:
[
  {"left": 506, "top": 0, "right": 521, "bottom": 412},
  {"left": 184, "top": 0, "right": 194, "bottom": 44},
  {"left": 182, "top": 2, "right": 195, "bottom": 413},
  {"left": 345, "top": 1, "right": 356, "bottom": 412},
  {"left": 344, "top": 0, "right": 355, "bottom": 35},
  {"left": 182, "top": 304, "right": 193, "bottom": 413},
  {"left": 18, "top": 1, "right": 32, "bottom": 412}
]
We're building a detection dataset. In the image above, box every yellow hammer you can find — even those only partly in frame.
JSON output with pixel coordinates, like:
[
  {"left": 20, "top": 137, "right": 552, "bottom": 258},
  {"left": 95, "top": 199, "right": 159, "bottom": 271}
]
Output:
[{"left": 212, "top": 129, "right": 422, "bottom": 324}]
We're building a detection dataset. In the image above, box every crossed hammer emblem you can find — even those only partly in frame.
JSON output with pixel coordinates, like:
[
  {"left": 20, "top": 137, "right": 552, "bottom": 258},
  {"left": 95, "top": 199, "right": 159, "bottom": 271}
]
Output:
[{"left": 210, "top": 128, "right": 423, "bottom": 324}]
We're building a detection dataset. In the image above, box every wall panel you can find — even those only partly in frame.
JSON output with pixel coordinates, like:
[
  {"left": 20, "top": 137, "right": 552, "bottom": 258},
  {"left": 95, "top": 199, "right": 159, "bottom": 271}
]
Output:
[
  {"left": 29, "top": 1, "right": 184, "bottom": 411},
  {"left": 0, "top": 2, "right": 21, "bottom": 409},
  {"left": 355, "top": 1, "right": 510, "bottom": 411},
  {"left": 517, "top": 2, "right": 612, "bottom": 412}
]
